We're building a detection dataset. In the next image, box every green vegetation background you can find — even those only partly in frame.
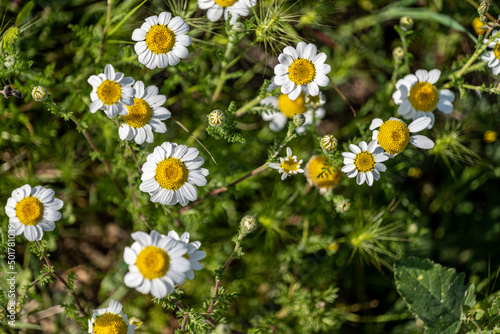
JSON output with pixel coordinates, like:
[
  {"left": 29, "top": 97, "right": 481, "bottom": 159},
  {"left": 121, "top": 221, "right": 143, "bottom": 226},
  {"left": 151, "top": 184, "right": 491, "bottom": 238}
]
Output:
[{"left": 1, "top": 0, "right": 500, "bottom": 333}]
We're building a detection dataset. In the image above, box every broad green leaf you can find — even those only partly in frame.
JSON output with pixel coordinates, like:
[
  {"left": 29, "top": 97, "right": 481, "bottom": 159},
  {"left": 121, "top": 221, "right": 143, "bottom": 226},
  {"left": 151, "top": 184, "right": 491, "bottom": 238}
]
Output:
[
  {"left": 488, "top": 296, "right": 500, "bottom": 316},
  {"left": 15, "top": 1, "right": 34, "bottom": 26},
  {"left": 395, "top": 257, "right": 470, "bottom": 334}
]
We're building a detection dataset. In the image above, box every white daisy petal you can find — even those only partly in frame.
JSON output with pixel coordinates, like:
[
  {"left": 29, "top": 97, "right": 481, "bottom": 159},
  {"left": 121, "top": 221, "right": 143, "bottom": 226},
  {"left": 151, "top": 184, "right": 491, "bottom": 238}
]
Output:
[{"left": 410, "top": 135, "right": 435, "bottom": 149}]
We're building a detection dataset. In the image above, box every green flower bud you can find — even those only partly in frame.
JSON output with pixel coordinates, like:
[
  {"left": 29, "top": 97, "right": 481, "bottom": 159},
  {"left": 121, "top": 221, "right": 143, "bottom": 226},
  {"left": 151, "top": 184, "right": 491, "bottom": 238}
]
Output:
[
  {"left": 399, "top": 16, "right": 414, "bottom": 31},
  {"left": 335, "top": 199, "right": 351, "bottom": 213},
  {"left": 392, "top": 47, "right": 405, "bottom": 61},
  {"left": 293, "top": 113, "right": 305, "bottom": 127},
  {"left": 240, "top": 215, "right": 257, "bottom": 234},
  {"left": 320, "top": 135, "right": 338, "bottom": 152},
  {"left": 208, "top": 109, "right": 225, "bottom": 128},
  {"left": 32, "top": 86, "right": 48, "bottom": 102}
]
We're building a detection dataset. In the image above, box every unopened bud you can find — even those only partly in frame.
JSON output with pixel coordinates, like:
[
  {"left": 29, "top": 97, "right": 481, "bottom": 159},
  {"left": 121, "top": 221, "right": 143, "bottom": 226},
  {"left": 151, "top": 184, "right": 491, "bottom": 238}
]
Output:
[
  {"left": 214, "top": 324, "right": 231, "bottom": 334},
  {"left": 208, "top": 109, "right": 225, "bottom": 127},
  {"left": 4, "top": 55, "right": 15, "bottom": 68},
  {"left": 399, "top": 16, "right": 414, "bottom": 31},
  {"left": 240, "top": 215, "right": 257, "bottom": 234},
  {"left": 478, "top": 1, "right": 491, "bottom": 22},
  {"left": 129, "top": 317, "right": 143, "bottom": 329},
  {"left": 335, "top": 199, "right": 351, "bottom": 213},
  {"left": 393, "top": 47, "right": 404, "bottom": 61},
  {"left": 293, "top": 113, "right": 305, "bottom": 127},
  {"left": 321, "top": 135, "right": 338, "bottom": 152},
  {"left": 32, "top": 86, "right": 48, "bottom": 102}
]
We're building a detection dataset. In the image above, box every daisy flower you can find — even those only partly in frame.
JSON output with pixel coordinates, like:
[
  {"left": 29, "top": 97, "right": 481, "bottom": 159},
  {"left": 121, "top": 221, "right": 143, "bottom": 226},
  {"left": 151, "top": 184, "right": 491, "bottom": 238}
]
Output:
[
  {"left": 393, "top": 69, "right": 454, "bottom": 128},
  {"left": 370, "top": 117, "right": 435, "bottom": 156},
  {"left": 88, "top": 64, "right": 135, "bottom": 118},
  {"left": 5, "top": 184, "right": 63, "bottom": 242},
  {"left": 119, "top": 81, "right": 171, "bottom": 145},
  {"left": 166, "top": 231, "right": 206, "bottom": 280},
  {"left": 268, "top": 147, "right": 304, "bottom": 180},
  {"left": 341, "top": 140, "right": 388, "bottom": 186},
  {"left": 132, "top": 12, "right": 191, "bottom": 70},
  {"left": 88, "top": 300, "right": 135, "bottom": 334},
  {"left": 481, "top": 29, "right": 500, "bottom": 75},
  {"left": 304, "top": 155, "right": 342, "bottom": 194},
  {"left": 123, "top": 230, "right": 190, "bottom": 298},
  {"left": 260, "top": 82, "right": 325, "bottom": 133},
  {"left": 198, "top": 0, "right": 256, "bottom": 25},
  {"left": 274, "top": 42, "right": 331, "bottom": 101},
  {"left": 139, "top": 142, "right": 209, "bottom": 206}
]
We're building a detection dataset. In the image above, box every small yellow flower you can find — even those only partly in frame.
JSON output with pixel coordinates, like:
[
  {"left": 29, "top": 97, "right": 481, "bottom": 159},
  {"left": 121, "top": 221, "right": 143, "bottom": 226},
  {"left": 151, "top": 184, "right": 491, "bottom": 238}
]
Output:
[
  {"left": 473, "top": 17, "right": 488, "bottom": 35},
  {"left": 484, "top": 130, "right": 497, "bottom": 143}
]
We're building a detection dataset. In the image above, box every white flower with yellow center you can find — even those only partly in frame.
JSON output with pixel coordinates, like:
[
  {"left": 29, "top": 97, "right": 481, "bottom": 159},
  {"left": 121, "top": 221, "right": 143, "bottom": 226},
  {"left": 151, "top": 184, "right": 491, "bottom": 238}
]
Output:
[
  {"left": 5, "top": 184, "right": 63, "bottom": 242},
  {"left": 481, "top": 29, "right": 500, "bottom": 75},
  {"left": 119, "top": 81, "right": 171, "bottom": 145},
  {"left": 139, "top": 142, "right": 209, "bottom": 206},
  {"left": 123, "top": 230, "right": 190, "bottom": 298},
  {"left": 370, "top": 117, "right": 434, "bottom": 156},
  {"left": 393, "top": 69, "right": 454, "bottom": 128},
  {"left": 341, "top": 140, "right": 388, "bottom": 186},
  {"left": 274, "top": 42, "right": 331, "bottom": 101},
  {"left": 198, "top": 0, "right": 256, "bottom": 25},
  {"left": 166, "top": 231, "right": 206, "bottom": 281},
  {"left": 260, "top": 83, "right": 325, "bottom": 133},
  {"left": 88, "top": 300, "right": 135, "bottom": 334},
  {"left": 132, "top": 12, "right": 191, "bottom": 70},
  {"left": 88, "top": 64, "right": 135, "bottom": 118},
  {"left": 268, "top": 147, "right": 304, "bottom": 180}
]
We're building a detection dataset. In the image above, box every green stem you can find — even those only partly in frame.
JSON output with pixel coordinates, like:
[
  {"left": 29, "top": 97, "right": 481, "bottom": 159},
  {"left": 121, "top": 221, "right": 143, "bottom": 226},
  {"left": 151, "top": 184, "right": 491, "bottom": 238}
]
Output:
[
  {"left": 222, "top": 41, "right": 255, "bottom": 71},
  {"left": 97, "top": 0, "right": 113, "bottom": 63},
  {"left": 211, "top": 40, "right": 235, "bottom": 104},
  {"left": 455, "top": 30, "right": 500, "bottom": 78},
  {"left": 165, "top": 85, "right": 200, "bottom": 107},
  {"left": 463, "top": 83, "right": 499, "bottom": 93},
  {"left": 234, "top": 91, "right": 274, "bottom": 117}
]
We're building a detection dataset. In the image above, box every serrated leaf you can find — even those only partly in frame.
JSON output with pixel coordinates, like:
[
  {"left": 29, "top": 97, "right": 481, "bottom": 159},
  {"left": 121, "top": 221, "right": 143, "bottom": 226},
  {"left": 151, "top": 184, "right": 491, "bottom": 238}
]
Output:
[
  {"left": 488, "top": 296, "right": 500, "bottom": 316},
  {"left": 395, "top": 257, "right": 469, "bottom": 334}
]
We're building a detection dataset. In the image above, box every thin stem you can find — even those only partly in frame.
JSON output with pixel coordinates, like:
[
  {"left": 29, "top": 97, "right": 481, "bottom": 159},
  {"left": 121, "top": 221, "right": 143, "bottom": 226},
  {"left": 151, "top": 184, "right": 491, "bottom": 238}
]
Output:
[
  {"left": 211, "top": 40, "right": 235, "bottom": 104},
  {"left": 206, "top": 235, "right": 243, "bottom": 316},
  {"left": 36, "top": 241, "right": 88, "bottom": 317},
  {"left": 180, "top": 313, "right": 189, "bottom": 331},
  {"left": 234, "top": 92, "right": 272, "bottom": 117},
  {"left": 172, "top": 116, "right": 217, "bottom": 165},
  {"left": 69, "top": 116, "right": 125, "bottom": 197},
  {"left": 222, "top": 42, "right": 255, "bottom": 71},
  {"left": 97, "top": 0, "right": 113, "bottom": 62},
  {"left": 456, "top": 30, "right": 500, "bottom": 78},
  {"left": 463, "top": 83, "right": 499, "bottom": 93},
  {"left": 127, "top": 144, "right": 142, "bottom": 173},
  {"left": 178, "top": 128, "right": 295, "bottom": 214}
]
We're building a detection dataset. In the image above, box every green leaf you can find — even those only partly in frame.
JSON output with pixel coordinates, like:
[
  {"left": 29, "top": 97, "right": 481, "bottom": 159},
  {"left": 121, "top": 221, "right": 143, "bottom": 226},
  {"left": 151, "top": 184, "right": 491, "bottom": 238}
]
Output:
[
  {"left": 395, "top": 257, "right": 470, "bottom": 334},
  {"left": 15, "top": 1, "right": 34, "bottom": 26},
  {"left": 488, "top": 296, "right": 500, "bottom": 316}
]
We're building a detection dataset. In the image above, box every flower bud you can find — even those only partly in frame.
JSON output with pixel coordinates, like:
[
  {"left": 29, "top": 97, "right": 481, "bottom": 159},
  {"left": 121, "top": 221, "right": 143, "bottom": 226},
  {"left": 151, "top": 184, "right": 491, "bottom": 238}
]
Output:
[
  {"left": 32, "top": 86, "right": 48, "bottom": 102},
  {"left": 240, "top": 215, "right": 257, "bottom": 234},
  {"left": 214, "top": 324, "right": 231, "bottom": 334},
  {"left": 129, "top": 317, "right": 143, "bottom": 329},
  {"left": 478, "top": 0, "right": 490, "bottom": 22},
  {"left": 399, "top": 16, "right": 414, "bottom": 31},
  {"left": 4, "top": 55, "right": 15, "bottom": 68},
  {"left": 293, "top": 113, "right": 305, "bottom": 127},
  {"left": 335, "top": 199, "right": 351, "bottom": 213},
  {"left": 208, "top": 109, "right": 225, "bottom": 128},
  {"left": 320, "top": 135, "right": 338, "bottom": 152},
  {"left": 392, "top": 47, "right": 404, "bottom": 61}
]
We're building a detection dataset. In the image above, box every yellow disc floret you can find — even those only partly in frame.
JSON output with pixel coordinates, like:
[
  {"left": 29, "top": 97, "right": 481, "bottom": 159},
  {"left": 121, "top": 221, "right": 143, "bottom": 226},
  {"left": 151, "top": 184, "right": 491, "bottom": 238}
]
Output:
[
  {"left": 155, "top": 158, "right": 189, "bottom": 191},
  {"left": 145, "top": 25, "right": 176, "bottom": 54},
  {"left": 136, "top": 246, "right": 170, "bottom": 280},
  {"left": 123, "top": 98, "right": 153, "bottom": 128},
  {"left": 305, "top": 155, "right": 342, "bottom": 189},
  {"left": 15, "top": 197, "right": 44, "bottom": 226},
  {"left": 408, "top": 82, "right": 439, "bottom": 112},
  {"left": 97, "top": 80, "right": 122, "bottom": 105},
  {"left": 93, "top": 312, "right": 129, "bottom": 334},
  {"left": 377, "top": 120, "right": 410, "bottom": 155},
  {"left": 280, "top": 157, "right": 300, "bottom": 174},
  {"left": 493, "top": 44, "right": 500, "bottom": 60},
  {"left": 354, "top": 152, "right": 375, "bottom": 173},
  {"left": 288, "top": 59, "right": 316, "bottom": 85},
  {"left": 278, "top": 93, "right": 307, "bottom": 118},
  {"left": 214, "top": 0, "right": 238, "bottom": 6}
]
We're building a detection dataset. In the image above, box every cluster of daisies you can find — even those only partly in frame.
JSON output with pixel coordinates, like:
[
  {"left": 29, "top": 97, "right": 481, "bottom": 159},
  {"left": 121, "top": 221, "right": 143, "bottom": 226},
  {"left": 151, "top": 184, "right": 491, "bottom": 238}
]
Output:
[{"left": 263, "top": 40, "right": 448, "bottom": 186}]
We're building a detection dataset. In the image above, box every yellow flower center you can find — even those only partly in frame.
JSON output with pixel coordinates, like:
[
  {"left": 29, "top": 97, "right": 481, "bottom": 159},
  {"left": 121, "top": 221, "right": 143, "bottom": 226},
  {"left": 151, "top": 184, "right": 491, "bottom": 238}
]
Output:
[
  {"left": 288, "top": 59, "right": 316, "bottom": 85},
  {"left": 136, "top": 246, "right": 170, "bottom": 280},
  {"left": 408, "top": 82, "right": 439, "bottom": 112},
  {"left": 305, "top": 155, "right": 342, "bottom": 189},
  {"left": 155, "top": 157, "right": 189, "bottom": 191},
  {"left": 484, "top": 130, "right": 498, "bottom": 143},
  {"left": 472, "top": 17, "right": 488, "bottom": 36},
  {"left": 93, "top": 312, "right": 128, "bottom": 334},
  {"left": 183, "top": 253, "right": 190, "bottom": 260},
  {"left": 15, "top": 197, "right": 44, "bottom": 226},
  {"left": 278, "top": 93, "right": 307, "bottom": 118},
  {"left": 377, "top": 120, "right": 410, "bottom": 155},
  {"left": 123, "top": 98, "right": 153, "bottom": 128},
  {"left": 354, "top": 152, "right": 375, "bottom": 173},
  {"left": 97, "top": 80, "right": 122, "bottom": 105},
  {"left": 145, "top": 25, "right": 176, "bottom": 55},
  {"left": 280, "top": 157, "right": 300, "bottom": 174},
  {"left": 214, "top": 0, "right": 238, "bottom": 6},
  {"left": 494, "top": 44, "right": 500, "bottom": 60}
]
